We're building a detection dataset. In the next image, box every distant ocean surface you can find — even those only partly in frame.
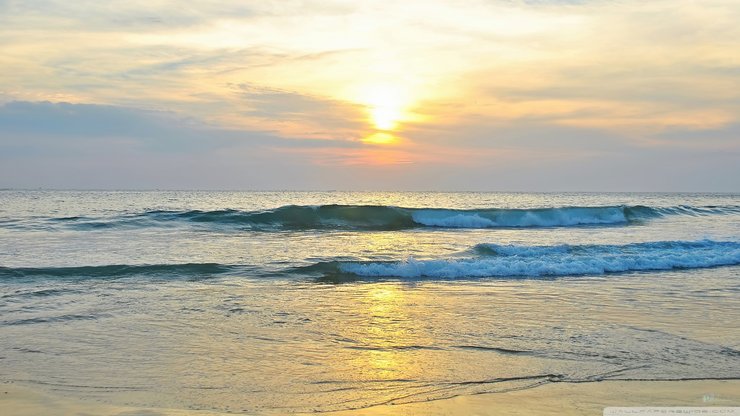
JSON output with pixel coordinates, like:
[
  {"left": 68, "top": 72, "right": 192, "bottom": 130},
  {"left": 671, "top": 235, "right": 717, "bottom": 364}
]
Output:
[{"left": 1, "top": 191, "right": 739, "bottom": 412}]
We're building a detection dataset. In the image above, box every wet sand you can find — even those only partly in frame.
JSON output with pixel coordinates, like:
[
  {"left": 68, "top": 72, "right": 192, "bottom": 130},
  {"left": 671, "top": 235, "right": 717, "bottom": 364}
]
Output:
[{"left": 2, "top": 380, "right": 738, "bottom": 416}]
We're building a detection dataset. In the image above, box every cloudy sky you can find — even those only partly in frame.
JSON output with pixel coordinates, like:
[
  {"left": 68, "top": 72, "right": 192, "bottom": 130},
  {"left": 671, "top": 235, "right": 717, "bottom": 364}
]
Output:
[{"left": 1, "top": 0, "right": 738, "bottom": 190}]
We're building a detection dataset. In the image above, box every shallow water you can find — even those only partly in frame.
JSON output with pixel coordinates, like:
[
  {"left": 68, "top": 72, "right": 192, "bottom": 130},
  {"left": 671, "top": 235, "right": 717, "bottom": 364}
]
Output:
[{"left": 1, "top": 191, "right": 738, "bottom": 413}]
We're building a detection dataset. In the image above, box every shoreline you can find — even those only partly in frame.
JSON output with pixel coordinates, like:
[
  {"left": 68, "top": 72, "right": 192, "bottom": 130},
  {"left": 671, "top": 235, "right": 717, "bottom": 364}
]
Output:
[{"left": 2, "top": 379, "right": 738, "bottom": 416}]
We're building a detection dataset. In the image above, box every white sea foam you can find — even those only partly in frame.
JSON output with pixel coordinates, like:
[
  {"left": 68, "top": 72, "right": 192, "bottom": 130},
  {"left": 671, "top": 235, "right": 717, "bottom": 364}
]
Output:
[
  {"left": 476, "top": 244, "right": 571, "bottom": 257},
  {"left": 411, "top": 211, "right": 497, "bottom": 227},
  {"left": 338, "top": 240, "right": 740, "bottom": 278},
  {"left": 411, "top": 206, "right": 630, "bottom": 228}
]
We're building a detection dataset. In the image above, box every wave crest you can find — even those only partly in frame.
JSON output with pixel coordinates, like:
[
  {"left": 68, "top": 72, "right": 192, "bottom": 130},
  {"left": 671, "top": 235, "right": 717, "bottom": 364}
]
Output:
[
  {"left": 11, "top": 204, "right": 740, "bottom": 231},
  {"left": 310, "top": 240, "right": 740, "bottom": 279},
  {"left": 148, "top": 204, "right": 661, "bottom": 229}
]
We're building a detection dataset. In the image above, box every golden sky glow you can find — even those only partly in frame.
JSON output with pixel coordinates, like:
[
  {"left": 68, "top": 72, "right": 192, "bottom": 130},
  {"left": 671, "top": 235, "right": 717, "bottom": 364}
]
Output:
[{"left": 0, "top": 0, "right": 739, "bottom": 190}]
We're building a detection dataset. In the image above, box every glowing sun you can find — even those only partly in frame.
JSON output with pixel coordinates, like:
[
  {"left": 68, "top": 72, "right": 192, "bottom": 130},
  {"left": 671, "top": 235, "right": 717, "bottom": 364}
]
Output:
[{"left": 361, "top": 84, "right": 406, "bottom": 131}]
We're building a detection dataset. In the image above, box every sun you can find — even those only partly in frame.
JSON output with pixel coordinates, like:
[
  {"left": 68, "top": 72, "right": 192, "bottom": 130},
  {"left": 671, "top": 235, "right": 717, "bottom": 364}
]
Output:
[{"left": 360, "top": 84, "right": 406, "bottom": 131}]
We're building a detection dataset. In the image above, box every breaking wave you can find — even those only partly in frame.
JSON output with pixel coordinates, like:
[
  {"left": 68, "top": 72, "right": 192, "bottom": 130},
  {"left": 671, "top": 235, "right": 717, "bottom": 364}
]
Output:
[
  {"left": 24, "top": 204, "right": 740, "bottom": 231},
  {"left": 304, "top": 240, "right": 740, "bottom": 279},
  {"left": 3, "top": 240, "right": 739, "bottom": 281}
]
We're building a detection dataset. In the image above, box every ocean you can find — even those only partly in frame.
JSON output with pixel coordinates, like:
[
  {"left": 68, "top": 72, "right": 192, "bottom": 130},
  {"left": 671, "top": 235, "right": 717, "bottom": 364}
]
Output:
[{"left": 1, "top": 191, "right": 739, "bottom": 413}]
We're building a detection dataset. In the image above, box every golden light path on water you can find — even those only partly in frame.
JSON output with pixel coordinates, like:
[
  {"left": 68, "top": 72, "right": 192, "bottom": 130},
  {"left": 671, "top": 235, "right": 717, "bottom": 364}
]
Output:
[{"left": 83, "top": 270, "right": 736, "bottom": 413}]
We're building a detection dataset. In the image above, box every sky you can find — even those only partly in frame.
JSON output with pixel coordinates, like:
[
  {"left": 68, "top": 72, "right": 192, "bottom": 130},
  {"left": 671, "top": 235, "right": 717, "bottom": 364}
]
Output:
[{"left": 1, "top": 0, "right": 739, "bottom": 191}]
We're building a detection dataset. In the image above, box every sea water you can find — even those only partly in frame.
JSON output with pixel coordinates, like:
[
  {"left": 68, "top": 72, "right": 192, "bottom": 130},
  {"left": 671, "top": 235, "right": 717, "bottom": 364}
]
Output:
[{"left": 0, "top": 191, "right": 738, "bottom": 412}]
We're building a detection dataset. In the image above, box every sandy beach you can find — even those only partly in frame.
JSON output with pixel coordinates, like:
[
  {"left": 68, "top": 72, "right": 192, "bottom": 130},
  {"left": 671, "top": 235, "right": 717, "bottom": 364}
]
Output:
[{"left": 2, "top": 379, "right": 739, "bottom": 416}]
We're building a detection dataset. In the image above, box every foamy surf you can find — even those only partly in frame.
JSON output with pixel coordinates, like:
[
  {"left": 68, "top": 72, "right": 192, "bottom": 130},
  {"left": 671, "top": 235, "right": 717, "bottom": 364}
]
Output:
[
  {"left": 326, "top": 240, "right": 740, "bottom": 279},
  {"left": 410, "top": 206, "right": 636, "bottom": 227}
]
